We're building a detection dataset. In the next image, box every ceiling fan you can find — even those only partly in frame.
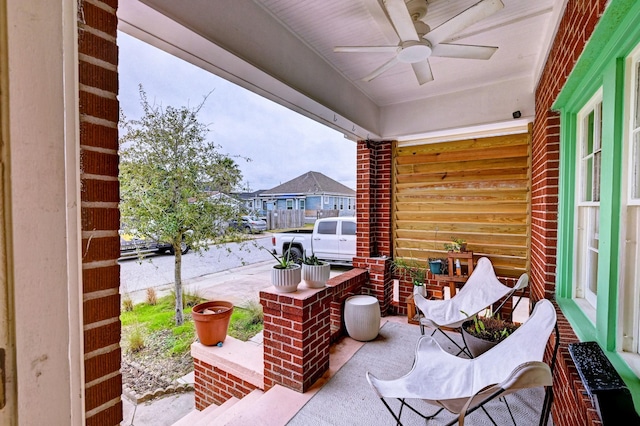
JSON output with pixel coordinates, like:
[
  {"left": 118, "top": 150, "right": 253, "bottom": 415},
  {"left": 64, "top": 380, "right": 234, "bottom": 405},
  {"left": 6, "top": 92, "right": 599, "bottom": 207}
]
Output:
[{"left": 334, "top": 0, "right": 504, "bottom": 85}]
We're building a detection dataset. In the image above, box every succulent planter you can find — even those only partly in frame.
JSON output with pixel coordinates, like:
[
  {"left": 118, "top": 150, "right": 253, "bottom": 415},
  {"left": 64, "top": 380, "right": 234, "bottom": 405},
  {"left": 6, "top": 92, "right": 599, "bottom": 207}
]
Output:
[
  {"left": 461, "top": 324, "right": 498, "bottom": 357},
  {"left": 192, "top": 301, "right": 234, "bottom": 346},
  {"left": 302, "top": 262, "right": 330, "bottom": 288},
  {"left": 271, "top": 264, "right": 302, "bottom": 293},
  {"left": 461, "top": 318, "right": 519, "bottom": 358}
]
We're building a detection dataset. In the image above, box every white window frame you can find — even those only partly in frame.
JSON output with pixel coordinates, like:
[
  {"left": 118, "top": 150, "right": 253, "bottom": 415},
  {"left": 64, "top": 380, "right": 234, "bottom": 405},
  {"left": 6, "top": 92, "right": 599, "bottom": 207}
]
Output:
[
  {"left": 574, "top": 89, "right": 603, "bottom": 315},
  {"left": 619, "top": 44, "right": 640, "bottom": 372}
]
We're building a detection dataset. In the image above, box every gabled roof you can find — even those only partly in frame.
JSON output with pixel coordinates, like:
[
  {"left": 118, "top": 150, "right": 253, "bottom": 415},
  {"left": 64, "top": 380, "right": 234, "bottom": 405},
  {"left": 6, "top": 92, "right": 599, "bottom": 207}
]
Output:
[
  {"left": 234, "top": 190, "right": 268, "bottom": 200},
  {"left": 261, "top": 171, "right": 355, "bottom": 197}
]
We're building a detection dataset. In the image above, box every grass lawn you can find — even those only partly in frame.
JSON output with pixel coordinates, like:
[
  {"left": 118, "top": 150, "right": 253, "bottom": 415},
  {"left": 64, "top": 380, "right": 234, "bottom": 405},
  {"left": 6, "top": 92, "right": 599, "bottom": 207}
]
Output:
[{"left": 121, "top": 294, "right": 263, "bottom": 357}]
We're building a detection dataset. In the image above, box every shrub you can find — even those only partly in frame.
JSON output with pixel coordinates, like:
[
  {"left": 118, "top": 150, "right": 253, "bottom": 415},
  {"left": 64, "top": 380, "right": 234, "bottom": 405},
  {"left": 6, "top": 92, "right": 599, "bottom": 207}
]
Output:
[
  {"left": 127, "top": 326, "right": 145, "bottom": 353},
  {"left": 146, "top": 287, "right": 158, "bottom": 305},
  {"left": 122, "top": 294, "right": 134, "bottom": 312}
]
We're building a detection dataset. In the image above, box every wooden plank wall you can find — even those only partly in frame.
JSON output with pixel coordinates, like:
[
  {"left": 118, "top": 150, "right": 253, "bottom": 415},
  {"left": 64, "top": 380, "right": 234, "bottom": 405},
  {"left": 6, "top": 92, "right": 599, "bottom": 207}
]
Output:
[{"left": 393, "top": 130, "right": 532, "bottom": 278}]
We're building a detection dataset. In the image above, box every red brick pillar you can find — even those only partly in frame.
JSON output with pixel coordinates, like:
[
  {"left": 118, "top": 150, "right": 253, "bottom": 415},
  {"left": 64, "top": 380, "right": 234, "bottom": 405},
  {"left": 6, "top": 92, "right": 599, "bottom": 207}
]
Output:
[
  {"left": 260, "top": 286, "right": 332, "bottom": 392},
  {"left": 78, "top": 1, "right": 122, "bottom": 425},
  {"left": 530, "top": 111, "right": 560, "bottom": 302},
  {"left": 356, "top": 140, "right": 393, "bottom": 258},
  {"left": 355, "top": 140, "right": 394, "bottom": 313}
]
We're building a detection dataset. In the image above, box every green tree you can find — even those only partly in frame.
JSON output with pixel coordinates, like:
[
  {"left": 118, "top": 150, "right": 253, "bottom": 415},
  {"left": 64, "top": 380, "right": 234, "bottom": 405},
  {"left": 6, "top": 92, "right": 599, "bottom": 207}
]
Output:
[{"left": 120, "top": 87, "right": 245, "bottom": 325}]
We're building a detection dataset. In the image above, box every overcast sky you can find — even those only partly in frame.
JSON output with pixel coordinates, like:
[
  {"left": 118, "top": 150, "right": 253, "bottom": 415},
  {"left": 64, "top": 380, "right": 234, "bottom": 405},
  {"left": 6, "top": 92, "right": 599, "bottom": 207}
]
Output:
[{"left": 118, "top": 32, "right": 357, "bottom": 191}]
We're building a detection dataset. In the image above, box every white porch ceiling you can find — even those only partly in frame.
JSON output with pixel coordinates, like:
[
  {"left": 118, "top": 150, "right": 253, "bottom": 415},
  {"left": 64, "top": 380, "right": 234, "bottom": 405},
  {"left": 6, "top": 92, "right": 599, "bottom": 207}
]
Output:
[{"left": 118, "top": 0, "right": 565, "bottom": 141}]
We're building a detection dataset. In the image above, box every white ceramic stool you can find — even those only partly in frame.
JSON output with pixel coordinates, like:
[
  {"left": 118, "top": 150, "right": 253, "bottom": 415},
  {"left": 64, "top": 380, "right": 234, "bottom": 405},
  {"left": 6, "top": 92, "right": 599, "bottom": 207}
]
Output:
[{"left": 344, "top": 295, "right": 381, "bottom": 341}]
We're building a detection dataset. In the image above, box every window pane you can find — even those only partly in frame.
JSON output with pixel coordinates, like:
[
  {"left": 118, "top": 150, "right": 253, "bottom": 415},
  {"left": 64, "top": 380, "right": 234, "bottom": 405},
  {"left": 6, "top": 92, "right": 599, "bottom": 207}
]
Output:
[
  {"left": 342, "top": 221, "right": 356, "bottom": 235},
  {"left": 588, "top": 248, "right": 599, "bottom": 296},
  {"left": 317, "top": 221, "right": 337, "bottom": 234},
  {"left": 584, "top": 157, "right": 593, "bottom": 201},
  {"left": 587, "top": 111, "right": 595, "bottom": 154},
  {"left": 634, "top": 131, "right": 640, "bottom": 199},
  {"left": 593, "top": 151, "right": 601, "bottom": 202},
  {"left": 635, "top": 61, "right": 640, "bottom": 129}
]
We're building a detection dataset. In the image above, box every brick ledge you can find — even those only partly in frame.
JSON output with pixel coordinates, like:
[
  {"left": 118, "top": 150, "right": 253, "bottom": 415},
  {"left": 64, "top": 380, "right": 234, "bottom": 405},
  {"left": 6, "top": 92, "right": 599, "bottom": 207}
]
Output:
[{"left": 191, "top": 337, "right": 264, "bottom": 389}]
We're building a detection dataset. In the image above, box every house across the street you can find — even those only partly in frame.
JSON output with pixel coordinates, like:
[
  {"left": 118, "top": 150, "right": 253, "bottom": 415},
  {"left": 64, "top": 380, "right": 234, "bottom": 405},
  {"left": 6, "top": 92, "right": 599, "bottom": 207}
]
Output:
[{"left": 255, "top": 171, "right": 355, "bottom": 221}]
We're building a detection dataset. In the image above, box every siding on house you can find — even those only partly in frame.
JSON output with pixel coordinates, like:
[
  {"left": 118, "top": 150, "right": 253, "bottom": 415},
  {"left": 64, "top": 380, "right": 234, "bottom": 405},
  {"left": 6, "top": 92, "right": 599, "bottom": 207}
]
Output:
[{"left": 259, "top": 171, "right": 355, "bottom": 217}]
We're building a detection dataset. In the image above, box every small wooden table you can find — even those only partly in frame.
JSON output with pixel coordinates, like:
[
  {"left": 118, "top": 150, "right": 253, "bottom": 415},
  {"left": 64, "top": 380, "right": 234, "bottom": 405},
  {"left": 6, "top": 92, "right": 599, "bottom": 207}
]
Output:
[{"left": 434, "top": 251, "right": 474, "bottom": 297}]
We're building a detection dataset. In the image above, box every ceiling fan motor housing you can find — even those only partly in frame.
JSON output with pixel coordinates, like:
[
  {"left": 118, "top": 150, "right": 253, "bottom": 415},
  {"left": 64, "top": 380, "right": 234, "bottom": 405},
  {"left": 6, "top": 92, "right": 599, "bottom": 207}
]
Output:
[
  {"left": 398, "top": 41, "right": 432, "bottom": 63},
  {"left": 404, "top": 0, "right": 428, "bottom": 21}
]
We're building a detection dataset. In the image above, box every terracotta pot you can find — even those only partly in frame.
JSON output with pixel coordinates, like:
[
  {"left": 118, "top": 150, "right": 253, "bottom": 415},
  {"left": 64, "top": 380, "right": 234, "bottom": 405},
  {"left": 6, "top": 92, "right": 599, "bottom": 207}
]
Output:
[
  {"left": 302, "top": 262, "right": 330, "bottom": 288},
  {"left": 192, "top": 301, "right": 234, "bottom": 346},
  {"left": 271, "top": 264, "right": 301, "bottom": 293}
]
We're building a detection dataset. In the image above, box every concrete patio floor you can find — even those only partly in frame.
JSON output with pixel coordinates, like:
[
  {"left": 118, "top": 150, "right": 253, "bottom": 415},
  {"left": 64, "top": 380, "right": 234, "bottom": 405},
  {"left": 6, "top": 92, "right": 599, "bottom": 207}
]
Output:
[{"left": 121, "top": 260, "right": 538, "bottom": 425}]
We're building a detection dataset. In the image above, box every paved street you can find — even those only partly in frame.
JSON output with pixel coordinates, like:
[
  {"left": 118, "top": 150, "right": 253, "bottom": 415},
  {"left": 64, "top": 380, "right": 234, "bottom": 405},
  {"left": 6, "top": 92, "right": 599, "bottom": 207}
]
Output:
[{"left": 119, "top": 235, "right": 275, "bottom": 304}]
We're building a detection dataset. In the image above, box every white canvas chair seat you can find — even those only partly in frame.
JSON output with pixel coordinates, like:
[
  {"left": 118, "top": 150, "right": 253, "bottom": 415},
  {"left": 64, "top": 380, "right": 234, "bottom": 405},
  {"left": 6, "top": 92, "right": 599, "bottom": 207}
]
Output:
[
  {"left": 414, "top": 257, "right": 529, "bottom": 357},
  {"left": 367, "top": 299, "right": 557, "bottom": 426}
]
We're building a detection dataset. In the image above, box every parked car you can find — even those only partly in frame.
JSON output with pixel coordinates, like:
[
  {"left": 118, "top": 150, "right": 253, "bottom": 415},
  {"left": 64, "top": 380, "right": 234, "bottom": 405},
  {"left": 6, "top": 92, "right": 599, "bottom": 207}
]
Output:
[
  {"left": 272, "top": 217, "right": 356, "bottom": 265},
  {"left": 228, "top": 215, "right": 267, "bottom": 234},
  {"left": 119, "top": 231, "right": 190, "bottom": 258}
]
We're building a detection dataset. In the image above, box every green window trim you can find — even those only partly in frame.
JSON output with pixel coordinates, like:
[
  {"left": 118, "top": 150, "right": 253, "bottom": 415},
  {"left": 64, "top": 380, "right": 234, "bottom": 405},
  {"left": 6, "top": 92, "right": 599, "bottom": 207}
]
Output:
[{"left": 553, "top": 0, "right": 640, "bottom": 410}]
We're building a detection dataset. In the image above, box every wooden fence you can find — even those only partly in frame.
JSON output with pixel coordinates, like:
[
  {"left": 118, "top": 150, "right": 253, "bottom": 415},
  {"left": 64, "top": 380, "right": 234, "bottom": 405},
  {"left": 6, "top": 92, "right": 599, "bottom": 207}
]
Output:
[
  {"left": 266, "top": 209, "right": 305, "bottom": 230},
  {"left": 393, "top": 129, "right": 532, "bottom": 278}
]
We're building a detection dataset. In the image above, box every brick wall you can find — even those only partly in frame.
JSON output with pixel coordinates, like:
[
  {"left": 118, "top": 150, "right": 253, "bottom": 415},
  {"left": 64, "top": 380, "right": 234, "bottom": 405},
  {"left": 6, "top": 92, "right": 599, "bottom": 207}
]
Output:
[
  {"left": 260, "top": 287, "right": 332, "bottom": 393},
  {"left": 78, "top": 0, "right": 122, "bottom": 425},
  {"left": 533, "top": 1, "right": 608, "bottom": 424},
  {"left": 326, "top": 268, "right": 368, "bottom": 341},
  {"left": 194, "top": 358, "right": 259, "bottom": 410}
]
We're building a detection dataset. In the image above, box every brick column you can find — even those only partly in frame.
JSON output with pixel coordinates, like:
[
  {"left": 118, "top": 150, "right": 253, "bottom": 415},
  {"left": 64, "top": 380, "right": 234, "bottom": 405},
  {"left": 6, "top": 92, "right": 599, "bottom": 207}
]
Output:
[
  {"left": 78, "top": 1, "right": 122, "bottom": 425},
  {"left": 530, "top": 111, "right": 560, "bottom": 302},
  {"left": 260, "top": 286, "right": 332, "bottom": 393},
  {"left": 355, "top": 140, "right": 394, "bottom": 314}
]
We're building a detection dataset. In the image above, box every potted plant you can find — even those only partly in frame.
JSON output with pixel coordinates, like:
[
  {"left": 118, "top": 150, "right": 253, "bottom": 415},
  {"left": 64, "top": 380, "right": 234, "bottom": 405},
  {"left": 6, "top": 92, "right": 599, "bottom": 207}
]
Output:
[
  {"left": 444, "top": 237, "right": 467, "bottom": 253},
  {"left": 264, "top": 243, "right": 301, "bottom": 293},
  {"left": 391, "top": 257, "right": 428, "bottom": 297},
  {"left": 428, "top": 258, "right": 446, "bottom": 275},
  {"left": 301, "top": 251, "right": 330, "bottom": 289},
  {"left": 460, "top": 310, "right": 520, "bottom": 357},
  {"left": 191, "top": 300, "right": 234, "bottom": 346}
]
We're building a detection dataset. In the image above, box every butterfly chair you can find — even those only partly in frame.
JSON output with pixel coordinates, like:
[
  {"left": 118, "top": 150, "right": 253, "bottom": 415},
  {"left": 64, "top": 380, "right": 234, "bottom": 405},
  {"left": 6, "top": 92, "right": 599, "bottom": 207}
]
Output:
[
  {"left": 367, "top": 299, "right": 559, "bottom": 426},
  {"left": 413, "top": 257, "right": 528, "bottom": 357}
]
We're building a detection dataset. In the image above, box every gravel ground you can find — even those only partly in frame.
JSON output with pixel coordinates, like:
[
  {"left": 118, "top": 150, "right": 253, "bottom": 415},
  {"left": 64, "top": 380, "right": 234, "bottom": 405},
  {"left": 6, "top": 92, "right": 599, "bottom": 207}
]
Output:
[{"left": 121, "top": 327, "right": 194, "bottom": 399}]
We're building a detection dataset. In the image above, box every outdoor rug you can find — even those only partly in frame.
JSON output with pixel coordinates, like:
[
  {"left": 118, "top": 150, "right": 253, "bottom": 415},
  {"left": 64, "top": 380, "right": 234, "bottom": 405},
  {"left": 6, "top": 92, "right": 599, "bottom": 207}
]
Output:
[{"left": 287, "top": 320, "right": 551, "bottom": 426}]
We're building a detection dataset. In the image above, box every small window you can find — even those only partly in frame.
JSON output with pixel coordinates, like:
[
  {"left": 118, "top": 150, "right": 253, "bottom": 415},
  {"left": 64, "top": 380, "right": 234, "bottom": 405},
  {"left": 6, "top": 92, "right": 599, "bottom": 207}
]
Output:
[
  {"left": 286, "top": 199, "right": 293, "bottom": 210},
  {"left": 575, "top": 90, "right": 603, "bottom": 310},
  {"left": 341, "top": 221, "right": 356, "bottom": 235},
  {"left": 317, "top": 221, "right": 337, "bottom": 235}
]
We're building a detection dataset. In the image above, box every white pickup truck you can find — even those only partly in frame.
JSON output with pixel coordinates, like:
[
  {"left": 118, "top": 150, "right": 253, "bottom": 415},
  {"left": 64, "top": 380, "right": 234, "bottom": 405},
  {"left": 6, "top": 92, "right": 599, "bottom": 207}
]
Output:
[{"left": 271, "top": 217, "right": 356, "bottom": 265}]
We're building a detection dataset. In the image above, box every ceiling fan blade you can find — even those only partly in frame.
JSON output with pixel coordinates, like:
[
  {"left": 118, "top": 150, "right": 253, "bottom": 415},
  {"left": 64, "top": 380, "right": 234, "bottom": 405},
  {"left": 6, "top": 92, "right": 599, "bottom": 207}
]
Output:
[
  {"left": 412, "top": 60, "right": 434, "bottom": 85},
  {"left": 384, "top": 0, "right": 420, "bottom": 42},
  {"left": 425, "top": 0, "right": 504, "bottom": 45},
  {"left": 431, "top": 43, "right": 498, "bottom": 60},
  {"left": 334, "top": 46, "right": 400, "bottom": 54},
  {"left": 362, "top": 57, "right": 400, "bottom": 82}
]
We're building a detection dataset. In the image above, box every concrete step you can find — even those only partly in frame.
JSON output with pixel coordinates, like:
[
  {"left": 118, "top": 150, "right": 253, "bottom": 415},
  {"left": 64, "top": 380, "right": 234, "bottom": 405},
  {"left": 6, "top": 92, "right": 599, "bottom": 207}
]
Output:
[
  {"left": 172, "top": 396, "right": 239, "bottom": 426},
  {"left": 218, "top": 385, "right": 309, "bottom": 426},
  {"left": 201, "top": 389, "right": 264, "bottom": 425}
]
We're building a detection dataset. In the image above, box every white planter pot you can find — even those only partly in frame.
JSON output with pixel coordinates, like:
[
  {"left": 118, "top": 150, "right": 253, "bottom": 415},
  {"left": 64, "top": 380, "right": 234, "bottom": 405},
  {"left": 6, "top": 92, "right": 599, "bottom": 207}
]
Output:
[
  {"left": 271, "top": 264, "right": 301, "bottom": 293},
  {"left": 302, "top": 263, "right": 330, "bottom": 288},
  {"left": 415, "top": 285, "right": 427, "bottom": 298}
]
